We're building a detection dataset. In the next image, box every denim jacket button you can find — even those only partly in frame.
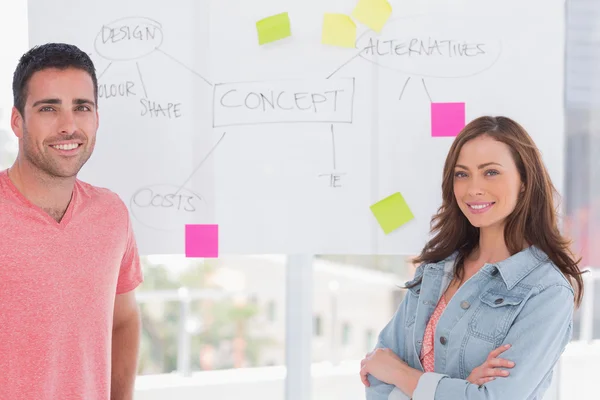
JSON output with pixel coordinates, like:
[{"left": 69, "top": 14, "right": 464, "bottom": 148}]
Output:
[
  {"left": 491, "top": 269, "right": 499, "bottom": 276},
  {"left": 460, "top": 301, "right": 470, "bottom": 309},
  {"left": 416, "top": 289, "right": 420, "bottom": 294},
  {"left": 494, "top": 298, "right": 504, "bottom": 305},
  {"left": 440, "top": 336, "right": 447, "bottom": 345}
]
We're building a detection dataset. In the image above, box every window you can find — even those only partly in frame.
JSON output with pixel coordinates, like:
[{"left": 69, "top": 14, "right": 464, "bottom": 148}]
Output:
[
  {"left": 249, "top": 294, "right": 258, "bottom": 305},
  {"left": 365, "top": 329, "right": 375, "bottom": 353},
  {"left": 312, "top": 255, "right": 412, "bottom": 365},
  {"left": 136, "top": 255, "right": 286, "bottom": 374},
  {"left": 267, "top": 300, "right": 276, "bottom": 322},
  {"left": 313, "top": 315, "right": 322, "bottom": 337},
  {"left": 341, "top": 322, "right": 351, "bottom": 346}
]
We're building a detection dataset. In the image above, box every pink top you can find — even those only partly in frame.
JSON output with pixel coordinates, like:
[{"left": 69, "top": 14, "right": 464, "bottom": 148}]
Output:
[
  {"left": 420, "top": 295, "right": 448, "bottom": 372},
  {"left": 0, "top": 170, "right": 143, "bottom": 400}
]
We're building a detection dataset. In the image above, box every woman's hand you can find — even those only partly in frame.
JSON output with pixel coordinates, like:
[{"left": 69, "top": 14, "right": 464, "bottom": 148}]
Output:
[
  {"left": 467, "top": 344, "right": 515, "bottom": 386},
  {"left": 360, "top": 348, "right": 406, "bottom": 387}
]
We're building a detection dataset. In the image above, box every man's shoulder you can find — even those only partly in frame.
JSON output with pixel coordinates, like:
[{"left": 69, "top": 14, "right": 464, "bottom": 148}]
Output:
[{"left": 75, "top": 179, "right": 128, "bottom": 215}]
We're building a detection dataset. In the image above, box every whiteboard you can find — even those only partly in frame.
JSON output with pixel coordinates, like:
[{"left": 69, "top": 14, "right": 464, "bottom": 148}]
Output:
[{"left": 28, "top": 0, "right": 565, "bottom": 256}]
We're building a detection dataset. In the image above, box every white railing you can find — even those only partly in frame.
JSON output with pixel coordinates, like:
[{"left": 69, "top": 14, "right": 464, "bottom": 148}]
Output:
[{"left": 134, "top": 343, "right": 600, "bottom": 400}]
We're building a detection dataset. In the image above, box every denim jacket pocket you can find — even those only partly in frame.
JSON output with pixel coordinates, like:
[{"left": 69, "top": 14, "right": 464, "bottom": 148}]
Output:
[{"left": 468, "top": 290, "right": 526, "bottom": 345}]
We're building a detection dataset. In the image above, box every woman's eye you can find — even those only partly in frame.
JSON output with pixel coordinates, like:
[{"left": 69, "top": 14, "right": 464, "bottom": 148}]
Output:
[
  {"left": 454, "top": 171, "right": 467, "bottom": 178},
  {"left": 485, "top": 170, "right": 499, "bottom": 176}
]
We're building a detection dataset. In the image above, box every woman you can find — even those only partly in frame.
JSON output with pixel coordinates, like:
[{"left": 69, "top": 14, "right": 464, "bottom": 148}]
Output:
[{"left": 361, "top": 116, "right": 585, "bottom": 400}]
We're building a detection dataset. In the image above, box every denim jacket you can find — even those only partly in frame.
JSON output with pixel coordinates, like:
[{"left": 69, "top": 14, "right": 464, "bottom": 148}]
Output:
[{"left": 365, "top": 246, "right": 575, "bottom": 400}]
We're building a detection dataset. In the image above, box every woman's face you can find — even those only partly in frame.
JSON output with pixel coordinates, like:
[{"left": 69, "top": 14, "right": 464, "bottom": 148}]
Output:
[{"left": 453, "top": 135, "right": 523, "bottom": 230}]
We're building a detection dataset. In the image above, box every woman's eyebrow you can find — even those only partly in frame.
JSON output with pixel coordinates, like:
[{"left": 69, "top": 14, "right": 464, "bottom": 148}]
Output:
[{"left": 455, "top": 162, "right": 503, "bottom": 170}]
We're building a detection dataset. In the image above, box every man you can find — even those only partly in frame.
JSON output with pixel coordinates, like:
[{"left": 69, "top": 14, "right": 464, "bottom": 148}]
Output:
[{"left": 0, "top": 43, "right": 143, "bottom": 399}]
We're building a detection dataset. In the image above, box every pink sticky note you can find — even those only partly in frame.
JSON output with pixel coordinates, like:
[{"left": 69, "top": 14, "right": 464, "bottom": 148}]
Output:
[
  {"left": 431, "top": 102, "right": 465, "bottom": 137},
  {"left": 185, "top": 224, "right": 219, "bottom": 258}
]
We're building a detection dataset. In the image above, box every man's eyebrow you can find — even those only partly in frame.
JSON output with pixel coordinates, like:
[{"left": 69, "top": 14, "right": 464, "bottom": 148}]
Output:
[
  {"left": 31, "top": 98, "right": 96, "bottom": 108},
  {"left": 31, "top": 98, "right": 61, "bottom": 107},
  {"left": 73, "top": 98, "right": 96, "bottom": 107}
]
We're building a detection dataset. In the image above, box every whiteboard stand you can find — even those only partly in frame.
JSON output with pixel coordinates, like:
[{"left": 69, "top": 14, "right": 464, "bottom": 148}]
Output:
[{"left": 285, "top": 254, "right": 314, "bottom": 400}]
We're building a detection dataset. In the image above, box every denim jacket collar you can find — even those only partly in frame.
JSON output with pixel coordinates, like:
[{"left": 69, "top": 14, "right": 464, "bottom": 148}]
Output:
[
  {"left": 493, "top": 245, "right": 549, "bottom": 289},
  {"left": 420, "top": 245, "right": 549, "bottom": 290}
]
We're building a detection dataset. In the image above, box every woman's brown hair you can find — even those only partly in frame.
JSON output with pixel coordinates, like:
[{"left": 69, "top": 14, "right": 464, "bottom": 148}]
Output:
[{"left": 412, "top": 116, "right": 585, "bottom": 306}]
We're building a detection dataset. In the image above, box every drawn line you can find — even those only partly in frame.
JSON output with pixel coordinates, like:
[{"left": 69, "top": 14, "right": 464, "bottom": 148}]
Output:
[
  {"left": 155, "top": 47, "right": 213, "bottom": 87},
  {"left": 422, "top": 78, "right": 433, "bottom": 103},
  {"left": 174, "top": 132, "right": 227, "bottom": 195},
  {"left": 98, "top": 62, "right": 112, "bottom": 80},
  {"left": 135, "top": 62, "right": 149, "bottom": 98},
  {"left": 213, "top": 119, "right": 353, "bottom": 128},
  {"left": 331, "top": 124, "right": 337, "bottom": 170},
  {"left": 326, "top": 49, "right": 366, "bottom": 79},
  {"left": 399, "top": 77, "right": 411, "bottom": 101}
]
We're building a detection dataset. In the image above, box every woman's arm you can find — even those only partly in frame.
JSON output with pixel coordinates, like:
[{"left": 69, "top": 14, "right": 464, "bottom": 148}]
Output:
[
  {"left": 365, "top": 294, "right": 411, "bottom": 400},
  {"left": 388, "top": 284, "right": 574, "bottom": 399},
  {"left": 365, "top": 265, "right": 425, "bottom": 400}
]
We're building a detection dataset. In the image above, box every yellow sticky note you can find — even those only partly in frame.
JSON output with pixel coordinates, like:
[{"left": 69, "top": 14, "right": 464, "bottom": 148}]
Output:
[
  {"left": 322, "top": 13, "right": 357, "bottom": 49},
  {"left": 370, "top": 192, "right": 414, "bottom": 234},
  {"left": 256, "top": 12, "right": 292, "bottom": 45},
  {"left": 351, "top": 0, "right": 392, "bottom": 33}
]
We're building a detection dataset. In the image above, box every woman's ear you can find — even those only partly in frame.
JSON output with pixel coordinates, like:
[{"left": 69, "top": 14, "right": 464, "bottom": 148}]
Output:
[{"left": 520, "top": 183, "right": 525, "bottom": 193}]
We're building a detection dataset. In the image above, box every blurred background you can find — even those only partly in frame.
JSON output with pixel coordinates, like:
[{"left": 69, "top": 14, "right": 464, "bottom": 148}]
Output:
[{"left": 1, "top": 1, "right": 598, "bottom": 399}]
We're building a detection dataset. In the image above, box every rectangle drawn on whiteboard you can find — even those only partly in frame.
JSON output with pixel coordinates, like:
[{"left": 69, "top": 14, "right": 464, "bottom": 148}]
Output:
[{"left": 212, "top": 78, "right": 355, "bottom": 127}]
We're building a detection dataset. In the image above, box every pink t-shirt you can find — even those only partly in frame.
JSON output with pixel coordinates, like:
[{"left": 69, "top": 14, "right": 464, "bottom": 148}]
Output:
[
  {"left": 0, "top": 169, "right": 143, "bottom": 400},
  {"left": 420, "top": 295, "right": 447, "bottom": 372}
]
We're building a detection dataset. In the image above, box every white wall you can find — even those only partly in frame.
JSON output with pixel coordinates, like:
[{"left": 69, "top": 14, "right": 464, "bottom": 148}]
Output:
[{"left": 0, "top": 0, "right": 27, "bottom": 169}]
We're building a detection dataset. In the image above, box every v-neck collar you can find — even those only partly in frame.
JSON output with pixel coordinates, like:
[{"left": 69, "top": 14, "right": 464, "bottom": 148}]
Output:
[{"left": 1, "top": 169, "right": 77, "bottom": 230}]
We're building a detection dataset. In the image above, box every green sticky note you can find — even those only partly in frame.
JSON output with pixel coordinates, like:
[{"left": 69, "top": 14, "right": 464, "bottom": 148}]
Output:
[
  {"left": 370, "top": 192, "right": 414, "bottom": 234},
  {"left": 256, "top": 12, "right": 292, "bottom": 45},
  {"left": 351, "top": 0, "right": 392, "bottom": 33},
  {"left": 322, "top": 13, "right": 357, "bottom": 48}
]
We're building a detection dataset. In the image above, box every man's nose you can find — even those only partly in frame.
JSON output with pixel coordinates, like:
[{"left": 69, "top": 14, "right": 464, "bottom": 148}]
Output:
[{"left": 57, "top": 110, "right": 77, "bottom": 135}]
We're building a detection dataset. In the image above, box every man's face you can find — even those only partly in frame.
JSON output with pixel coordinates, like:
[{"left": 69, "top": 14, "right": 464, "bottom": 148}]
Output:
[{"left": 11, "top": 67, "right": 98, "bottom": 178}]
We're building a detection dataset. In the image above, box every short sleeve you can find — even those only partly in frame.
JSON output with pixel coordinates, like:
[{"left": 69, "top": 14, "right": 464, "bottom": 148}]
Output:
[{"left": 116, "top": 213, "right": 143, "bottom": 294}]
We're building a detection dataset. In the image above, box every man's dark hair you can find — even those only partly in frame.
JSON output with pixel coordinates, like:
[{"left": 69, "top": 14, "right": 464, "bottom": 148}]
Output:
[{"left": 12, "top": 43, "right": 98, "bottom": 116}]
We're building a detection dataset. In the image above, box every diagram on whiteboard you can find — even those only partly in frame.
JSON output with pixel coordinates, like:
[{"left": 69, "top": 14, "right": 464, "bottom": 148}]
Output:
[
  {"left": 92, "top": 11, "right": 502, "bottom": 233},
  {"left": 28, "top": 0, "right": 565, "bottom": 255}
]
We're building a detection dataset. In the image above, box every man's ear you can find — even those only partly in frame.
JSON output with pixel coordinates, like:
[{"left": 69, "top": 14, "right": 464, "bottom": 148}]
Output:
[{"left": 11, "top": 107, "right": 24, "bottom": 139}]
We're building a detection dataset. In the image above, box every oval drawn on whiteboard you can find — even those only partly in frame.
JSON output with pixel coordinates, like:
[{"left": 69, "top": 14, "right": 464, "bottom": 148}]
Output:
[
  {"left": 94, "top": 17, "right": 164, "bottom": 61},
  {"left": 356, "top": 14, "right": 502, "bottom": 78},
  {"left": 130, "top": 184, "right": 208, "bottom": 231}
]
